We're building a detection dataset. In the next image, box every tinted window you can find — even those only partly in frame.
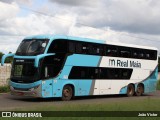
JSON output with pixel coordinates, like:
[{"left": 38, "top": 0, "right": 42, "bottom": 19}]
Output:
[
  {"left": 89, "top": 44, "right": 104, "bottom": 55},
  {"left": 119, "top": 47, "right": 131, "bottom": 58},
  {"left": 149, "top": 50, "right": 157, "bottom": 60},
  {"left": 47, "top": 39, "right": 157, "bottom": 60},
  {"left": 48, "top": 40, "right": 68, "bottom": 53},
  {"left": 16, "top": 39, "right": 48, "bottom": 56},
  {"left": 11, "top": 59, "right": 38, "bottom": 83},
  {"left": 69, "top": 66, "right": 133, "bottom": 79},
  {"left": 76, "top": 43, "right": 82, "bottom": 53},
  {"left": 40, "top": 53, "right": 67, "bottom": 79},
  {"left": 68, "top": 66, "right": 89, "bottom": 79},
  {"left": 106, "top": 46, "right": 118, "bottom": 57},
  {"left": 68, "top": 41, "right": 75, "bottom": 53}
]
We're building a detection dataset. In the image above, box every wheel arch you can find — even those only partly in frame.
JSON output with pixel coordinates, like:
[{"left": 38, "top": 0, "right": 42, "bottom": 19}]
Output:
[
  {"left": 128, "top": 83, "right": 135, "bottom": 89},
  {"left": 62, "top": 83, "right": 75, "bottom": 96},
  {"left": 137, "top": 83, "right": 144, "bottom": 93}
]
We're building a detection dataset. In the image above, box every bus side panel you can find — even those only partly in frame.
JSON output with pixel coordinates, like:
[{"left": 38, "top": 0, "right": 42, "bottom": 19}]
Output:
[
  {"left": 142, "top": 67, "right": 158, "bottom": 93},
  {"left": 65, "top": 54, "right": 101, "bottom": 67},
  {"left": 41, "top": 79, "right": 53, "bottom": 98},
  {"left": 65, "top": 54, "right": 102, "bottom": 96},
  {"left": 52, "top": 66, "right": 78, "bottom": 97},
  {"left": 119, "top": 67, "right": 158, "bottom": 94}
]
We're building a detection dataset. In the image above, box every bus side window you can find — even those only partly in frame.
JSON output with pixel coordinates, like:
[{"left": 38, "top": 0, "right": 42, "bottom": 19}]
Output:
[
  {"left": 145, "top": 52, "right": 150, "bottom": 59},
  {"left": 80, "top": 67, "right": 89, "bottom": 79},
  {"left": 121, "top": 69, "right": 132, "bottom": 79},
  {"left": 106, "top": 46, "right": 118, "bottom": 57},
  {"left": 68, "top": 66, "right": 89, "bottom": 79},
  {"left": 119, "top": 47, "right": 131, "bottom": 58},
  {"left": 76, "top": 43, "right": 82, "bottom": 53},
  {"left": 106, "top": 69, "right": 117, "bottom": 79},
  {"left": 150, "top": 50, "right": 157, "bottom": 60},
  {"left": 68, "top": 41, "right": 75, "bottom": 53},
  {"left": 99, "top": 68, "right": 108, "bottom": 79},
  {"left": 132, "top": 51, "right": 138, "bottom": 58},
  {"left": 89, "top": 67, "right": 99, "bottom": 79},
  {"left": 48, "top": 39, "right": 67, "bottom": 53},
  {"left": 138, "top": 50, "right": 145, "bottom": 59},
  {"left": 89, "top": 44, "right": 103, "bottom": 55},
  {"left": 132, "top": 49, "right": 140, "bottom": 59},
  {"left": 82, "top": 43, "right": 89, "bottom": 54}
]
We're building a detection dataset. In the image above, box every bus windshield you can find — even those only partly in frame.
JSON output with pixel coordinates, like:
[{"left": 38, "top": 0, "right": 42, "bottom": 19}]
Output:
[
  {"left": 16, "top": 39, "right": 49, "bottom": 56},
  {"left": 11, "top": 59, "right": 39, "bottom": 83}
]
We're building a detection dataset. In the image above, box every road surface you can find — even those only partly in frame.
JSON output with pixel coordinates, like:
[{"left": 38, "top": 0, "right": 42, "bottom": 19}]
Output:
[{"left": 0, "top": 91, "right": 160, "bottom": 110}]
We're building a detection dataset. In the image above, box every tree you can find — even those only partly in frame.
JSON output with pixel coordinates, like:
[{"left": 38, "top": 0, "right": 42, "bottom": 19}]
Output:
[
  {"left": 0, "top": 52, "right": 13, "bottom": 64},
  {"left": 0, "top": 52, "right": 4, "bottom": 62},
  {"left": 158, "top": 57, "right": 160, "bottom": 72}
]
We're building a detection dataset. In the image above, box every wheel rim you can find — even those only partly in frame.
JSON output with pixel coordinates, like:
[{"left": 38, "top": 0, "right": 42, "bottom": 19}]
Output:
[
  {"left": 128, "top": 86, "right": 133, "bottom": 95},
  {"left": 63, "top": 89, "right": 71, "bottom": 98},
  {"left": 137, "top": 85, "right": 143, "bottom": 95}
]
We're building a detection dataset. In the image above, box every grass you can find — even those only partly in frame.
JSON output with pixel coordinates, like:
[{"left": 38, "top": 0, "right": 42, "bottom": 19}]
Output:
[
  {"left": 1, "top": 79, "right": 160, "bottom": 120},
  {"left": 1, "top": 98, "right": 160, "bottom": 120},
  {"left": 15, "top": 98, "right": 160, "bottom": 111},
  {"left": 0, "top": 85, "right": 10, "bottom": 93},
  {"left": 157, "top": 80, "right": 160, "bottom": 90}
]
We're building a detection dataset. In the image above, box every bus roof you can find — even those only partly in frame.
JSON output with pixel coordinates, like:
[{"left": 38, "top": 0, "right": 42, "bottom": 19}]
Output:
[{"left": 24, "top": 34, "right": 158, "bottom": 51}]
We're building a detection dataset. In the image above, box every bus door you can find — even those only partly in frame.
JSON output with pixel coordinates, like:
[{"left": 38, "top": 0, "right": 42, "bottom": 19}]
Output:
[
  {"left": 40, "top": 54, "right": 67, "bottom": 97},
  {"left": 99, "top": 68, "right": 111, "bottom": 95},
  {"left": 41, "top": 66, "right": 53, "bottom": 97},
  {"left": 42, "top": 79, "right": 53, "bottom": 97}
]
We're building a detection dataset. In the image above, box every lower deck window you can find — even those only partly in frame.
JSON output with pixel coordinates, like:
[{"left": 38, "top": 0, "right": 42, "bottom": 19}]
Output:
[{"left": 68, "top": 66, "right": 133, "bottom": 79}]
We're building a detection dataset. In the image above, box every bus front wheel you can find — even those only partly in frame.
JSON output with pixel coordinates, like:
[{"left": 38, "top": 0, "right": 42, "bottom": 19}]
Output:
[
  {"left": 135, "top": 84, "right": 144, "bottom": 96},
  {"left": 127, "top": 84, "right": 135, "bottom": 97},
  {"left": 62, "top": 85, "right": 73, "bottom": 101}
]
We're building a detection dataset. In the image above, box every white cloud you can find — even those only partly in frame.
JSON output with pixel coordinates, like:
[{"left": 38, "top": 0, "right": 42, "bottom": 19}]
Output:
[
  {"left": 50, "top": 0, "right": 160, "bottom": 35},
  {"left": 0, "top": 2, "right": 19, "bottom": 21},
  {"left": 0, "top": 0, "right": 160, "bottom": 54},
  {"left": 50, "top": 0, "right": 99, "bottom": 7}
]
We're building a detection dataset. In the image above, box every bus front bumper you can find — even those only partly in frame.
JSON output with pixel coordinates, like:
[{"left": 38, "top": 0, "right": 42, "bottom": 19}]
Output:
[{"left": 10, "top": 85, "right": 42, "bottom": 97}]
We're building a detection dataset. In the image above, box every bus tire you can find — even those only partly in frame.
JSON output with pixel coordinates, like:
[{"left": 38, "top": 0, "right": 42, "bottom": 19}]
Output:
[
  {"left": 127, "top": 84, "right": 135, "bottom": 97},
  {"left": 135, "top": 84, "right": 144, "bottom": 96},
  {"left": 62, "top": 85, "right": 73, "bottom": 101}
]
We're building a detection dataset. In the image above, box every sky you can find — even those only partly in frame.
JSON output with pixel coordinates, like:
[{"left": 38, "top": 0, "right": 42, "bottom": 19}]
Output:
[{"left": 0, "top": 0, "right": 160, "bottom": 54}]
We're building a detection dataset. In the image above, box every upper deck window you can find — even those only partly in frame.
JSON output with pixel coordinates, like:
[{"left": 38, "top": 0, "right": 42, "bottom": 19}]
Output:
[
  {"left": 48, "top": 40, "right": 68, "bottom": 53},
  {"left": 47, "top": 39, "right": 157, "bottom": 60},
  {"left": 16, "top": 39, "right": 49, "bottom": 56}
]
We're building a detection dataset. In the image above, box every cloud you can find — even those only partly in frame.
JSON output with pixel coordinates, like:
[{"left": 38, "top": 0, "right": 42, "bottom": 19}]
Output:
[
  {"left": 0, "top": 2, "right": 19, "bottom": 21},
  {"left": 50, "top": 0, "right": 98, "bottom": 7},
  {"left": 0, "top": 0, "right": 160, "bottom": 54},
  {"left": 0, "top": 0, "right": 32, "bottom": 5},
  {"left": 49, "top": 0, "right": 160, "bottom": 35},
  {"left": 0, "top": 1, "right": 77, "bottom": 53}
]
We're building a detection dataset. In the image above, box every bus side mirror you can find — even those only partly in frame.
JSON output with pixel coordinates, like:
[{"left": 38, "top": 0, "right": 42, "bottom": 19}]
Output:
[
  {"left": 1, "top": 53, "right": 15, "bottom": 66},
  {"left": 34, "top": 53, "right": 55, "bottom": 67}
]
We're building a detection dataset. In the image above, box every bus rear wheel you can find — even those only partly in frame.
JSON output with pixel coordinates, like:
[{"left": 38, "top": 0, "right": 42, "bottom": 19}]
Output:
[
  {"left": 62, "top": 85, "right": 73, "bottom": 101},
  {"left": 127, "top": 84, "right": 135, "bottom": 97},
  {"left": 135, "top": 84, "right": 144, "bottom": 96}
]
